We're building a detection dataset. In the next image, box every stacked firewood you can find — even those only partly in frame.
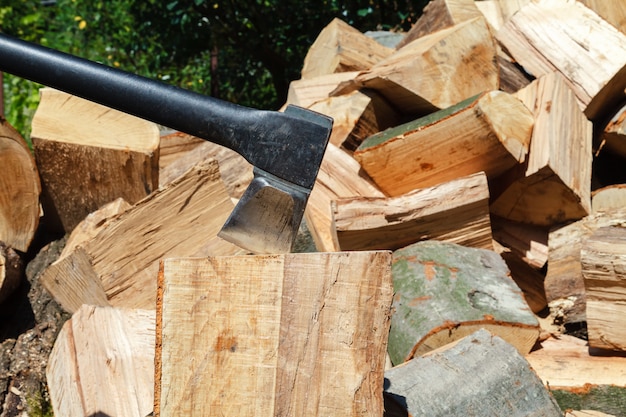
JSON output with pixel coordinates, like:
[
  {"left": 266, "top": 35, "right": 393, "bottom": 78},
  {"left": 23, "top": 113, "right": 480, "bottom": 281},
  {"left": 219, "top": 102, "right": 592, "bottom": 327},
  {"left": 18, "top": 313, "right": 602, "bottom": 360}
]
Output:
[{"left": 2, "top": 0, "right": 626, "bottom": 415}]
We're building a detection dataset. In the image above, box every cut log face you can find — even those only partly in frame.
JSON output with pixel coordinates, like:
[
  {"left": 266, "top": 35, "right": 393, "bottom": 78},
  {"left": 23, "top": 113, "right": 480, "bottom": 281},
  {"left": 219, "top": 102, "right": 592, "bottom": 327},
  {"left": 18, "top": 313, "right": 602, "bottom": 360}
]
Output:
[
  {"left": 40, "top": 158, "right": 244, "bottom": 313},
  {"left": 301, "top": 18, "right": 393, "bottom": 79},
  {"left": 384, "top": 329, "right": 562, "bottom": 417},
  {"left": 155, "top": 251, "right": 393, "bottom": 417},
  {"left": 581, "top": 226, "right": 626, "bottom": 351},
  {"left": 332, "top": 171, "right": 493, "bottom": 251},
  {"left": 496, "top": 0, "right": 626, "bottom": 121},
  {"left": 32, "top": 88, "right": 160, "bottom": 233},
  {"left": 0, "top": 118, "right": 41, "bottom": 253},
  {"left": 354, "top": 90, "right": 533, "bottom": 196},
  {"left": 388, "top": 240, "right": 539, "bottom": 365},
  {"left": 46, "top": 305, "right": 155, "bottom": 417}
]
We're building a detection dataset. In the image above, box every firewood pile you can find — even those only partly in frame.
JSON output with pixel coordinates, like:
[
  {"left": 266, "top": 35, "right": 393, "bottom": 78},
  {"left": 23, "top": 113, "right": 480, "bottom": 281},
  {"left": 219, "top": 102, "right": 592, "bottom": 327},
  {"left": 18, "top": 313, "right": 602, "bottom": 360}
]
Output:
[{"left": 2, "top": 0, "right": 626, "bottom": 415}]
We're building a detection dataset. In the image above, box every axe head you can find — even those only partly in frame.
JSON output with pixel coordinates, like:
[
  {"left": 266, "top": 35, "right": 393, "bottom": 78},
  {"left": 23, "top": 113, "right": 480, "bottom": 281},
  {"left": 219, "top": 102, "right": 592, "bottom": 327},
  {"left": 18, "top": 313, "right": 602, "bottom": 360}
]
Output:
[{"left": 218, "top": 105, "right": 332, "bottom": 253}]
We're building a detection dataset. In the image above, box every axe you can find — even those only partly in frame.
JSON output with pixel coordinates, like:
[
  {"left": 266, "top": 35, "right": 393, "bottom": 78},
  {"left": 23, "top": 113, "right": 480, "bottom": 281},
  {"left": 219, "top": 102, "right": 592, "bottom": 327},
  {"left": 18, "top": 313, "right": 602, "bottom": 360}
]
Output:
[{"left": 0, "top": 33, "right": 332, "bottom": 254}]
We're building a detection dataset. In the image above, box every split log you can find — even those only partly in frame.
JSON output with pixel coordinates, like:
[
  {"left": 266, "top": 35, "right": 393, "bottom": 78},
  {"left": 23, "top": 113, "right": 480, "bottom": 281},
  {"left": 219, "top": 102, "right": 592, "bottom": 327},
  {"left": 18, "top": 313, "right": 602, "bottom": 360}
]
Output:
[
  {"left": 384, "top": 329, "right": 562, "bottom": 417},
  {"left": 304, "top": 143, "right": 384, "bottom": 252},
  {"left": 354, "top": 90, "right": 533, "bottom": 196},
  {"left": 158, "top": 130, "right": 204, "bottom": 173},
  {"left": 0, "top": 117, "right": 40, "bottom": 253},
  {"left": 592, "top": 184, "right": 626, "bottom": 213},
  {"left": 301, "top": 18, "right": 393, "bottom": 79},
  {"left": 395, "top": 0, "right": 484, "bottom": 49},
  {"left": 496, "top": 246, "right": 548, "bottom": 314},
  {"left": 0, "top": 242, "right": 23, "bottom": 305},
  {"left": 491, "top": 72, "right": 593, "bottom": 226},
  {"left": 388, "top": 240, "right": 540, "bottom": 365},
  {"left": 496, "top": 0, "right": 626, "bottom": 122},
  {"left": 600, "top": 102, "right": 626, "bottom": 159},
  {"left": 491, "top": 216, "right": 549, "bottom": 270},
  {"left": 581, "top": 226, "right": 626, "bottom": 351},
  {"left": 31, "top": 88, "right": 160, "bottom": 233},
  {"left": 545, "top": 208, "right": 626, "bottom": 325},
  {"left": 155, "top": 251, "right": 393, "bottom": 417},
  {"left": 333, "top": 16, "right": 499, "bottom": 116},
  {"left": 46, "top": 305, "right": 155, "bottom": 417},
  {"left": 308, "top": 89, "right": 401, "bottom": 151},
  {"left": 285, "top": 71, "right": 360, "bottom": 109},
  {"left": 40, "top": 158, "right": 243, "bottom": 313},
  {"left": 579, "top": 0, "right": 626, "bottom": 35},
  {"left": 363, "top": 30, "right": 404, "bottom": 49},
  {"left": 331, "top": 172, "right": 492, "bottom": 251}
]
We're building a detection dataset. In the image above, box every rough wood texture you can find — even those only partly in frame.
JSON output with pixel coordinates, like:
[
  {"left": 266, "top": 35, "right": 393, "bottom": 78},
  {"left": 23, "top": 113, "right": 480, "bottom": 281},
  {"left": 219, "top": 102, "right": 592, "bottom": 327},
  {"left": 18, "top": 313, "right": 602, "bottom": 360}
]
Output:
[
  {"left": 579, "top": 0, "right": 626, "bottom": 35},
  {"left": 304, "top": 143, "right": 384, "bottom": 252},
  {"left": 333, "top": 16, "right": 499, "bottom": 116},
  {"left": 0, "top": 117, "right": 40, "bottom": 252},
  {"left": 285, "top": 71, "right": 360, "bottom": 109},
  {"left": 46, "top": 305, "right": 155, "bottom": 417},
  {"left": 354, "top": 90, "right": 533, "bottom": 196},
  {"left": 546, "top": 208, "right": 626, "bottom": 325},
  {"left": 496, "top": 0, "right": 626, "bottom": 122},
  {"left": 384, "top": 329, "right": 562, "bottom": 417},
  {"left": 601, "top": 103, "right": 626, "bottom": 159},
  {"left": 491, "top": 72, "right": 593, "bottom": 226},
  {"left": 592, "top": 184, "right": 626, "bottom": 213},
  {"left": 581, "top": 226, "right": 626, "bottom": 351},
  {"left": 332, "top": 172, "right": 492, "bottom": 251},
  {"left": 388, "top": 240, "right": 539, "bottom": 365},
  {"left": 301, "top": 18, "right": 393, "bottom": 79},
  {"left": 155, "top": 251, "right": 393, "bottom": 417},
  {"left": 40, "top": 158, "right": 243, "bottom": 313},
  {"left": 491, "top": 216, "right": 549, "bottom": 270},
  {"left": 31, "top": 88, "right": 160, "bottom": 233}
]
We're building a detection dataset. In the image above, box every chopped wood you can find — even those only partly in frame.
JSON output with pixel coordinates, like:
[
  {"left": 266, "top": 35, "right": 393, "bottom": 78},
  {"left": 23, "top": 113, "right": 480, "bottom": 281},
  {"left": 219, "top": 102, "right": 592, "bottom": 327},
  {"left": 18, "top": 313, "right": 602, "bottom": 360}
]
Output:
[
  {"left": 285, "top": 71, "right": 360, "bottom": 109},
  {"left": 332, "top": 16, "right": 499, "bottom": 116},
  {"left": 304, "top": 143, "right": 384, "bottom": 252},
  {"left": 545, "top": 208, "right": 626, "bottom": 325},
  {"left": 384, "top": 329, "right": 562, "bottom": 417},
  {"left": 581, "top": 226, "right": 626, "bottom": 351},
  {"left": 600, "top": 102, "right": 626, "bottom": 159},
  {"left": 491, "top": 216, "right": 549, "bottom": 270},
  {"left": 31, "top": 88, "right": 160, "bottom": 233},
  {"left": 331, "top": 171, "right": 492, "bottom": 251},
  {"left": 496, "top": 0, "right": 626, "bottom": 122},
  {"left": 158, "top": 130, "right": 204, "bottom": 172},
  {"left": 592, "top": 184, "right": 626, "bottom": 213},
  {"left": 155, "top": 251, "right": 393, "bottom": 417},
  {"left": 0, "top": 242, "right": 23, "bottom": 305},
  {"left": 46, "top": 305, "right": 155, "bottom": 417},
  {"left": 491, "top": 72, "right": 593, "bottom": 226},
  {"left": 354, "top": 90, "right": 533, "bottom": 196},
  {"left": 40, "top": 158, "right": 244, "bottom": 313},
  {"left": 579, "top": 0, "right": 626, "bottom": 35},
  {"left": 0, "top": 117, "right": 40, "bottom": 252},
  {"left": 388, "top": 240, "right": 540, "bottom": 365},
  {"left": 301, "top": 18, "right": 393, "bottom": 79}
]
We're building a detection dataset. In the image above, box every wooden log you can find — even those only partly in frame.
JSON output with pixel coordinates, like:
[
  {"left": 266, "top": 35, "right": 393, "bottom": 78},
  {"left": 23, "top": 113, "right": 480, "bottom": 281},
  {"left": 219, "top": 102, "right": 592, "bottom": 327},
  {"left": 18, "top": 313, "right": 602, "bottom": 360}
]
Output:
[
  {"left": 331, "top": 172, "right": 493, "bottom": 251},
  {"left": 496, "top": 0, "right": 626, "bottom": 122},
  {"left": 491, "top": 72, "right": 593, "bottom": 226},
  {"left": 388, "top": 240, "right": 540, "bottom": 365},
  {"left": 158, "top": 130, "right": 204, "bottom": 173},
  {"left": 304, "top": 143, "right": 384, "bottom": 252},
  {"left": 332, "top": 16, "right": 499, "bottom": 116},
  {"left": 354, "top": 90, "right": 533, "bottom": 196},
  {"left": 384, "top": 329, "right": 562, "bottom": 417},
  {"left": 579, "top": 0, "right": 626, "bottom": 35},
  {"left": 592, "top": 184, "right": 626, "bottom": 213},
  {"left": 155, "top": 251, "right": 393, "bottom": 417},
  {"left": 581, "top": 226, "right": 626, "bottom": 351},
  {"left": 308, "top": 89, "right": 401, "bottom": 151},
  {"left": 301, "top": 18, "right": 393, "bottom": 79},
  {"left": 545, "top": 208, "right": 626, "bottom": 325},
  {"left": 395, "top": 0, "right": 484, "bottom": 49},
  {"left": 284, "top": 71, "right": 360, "bottom": 109},
  {"left": 40, "top": 158, "right": 244, "bottom": 313},
  {"left": 0, "top": 117, "right": 41, "bottom": 253},
  {"left": 31, "top": 88, "right": 160, "bottom": 233},
  {"left": 0, "top": 241, "right": 23, "bottom": 305},
  {"left": 491, "top": 216, "right": 549, "bottom": 270},
  {"left": 600, "top": 102, "right": 626, "bottom": 159},
  {"left": 46, "top": 305, "right": 155, "bottom": 417}
]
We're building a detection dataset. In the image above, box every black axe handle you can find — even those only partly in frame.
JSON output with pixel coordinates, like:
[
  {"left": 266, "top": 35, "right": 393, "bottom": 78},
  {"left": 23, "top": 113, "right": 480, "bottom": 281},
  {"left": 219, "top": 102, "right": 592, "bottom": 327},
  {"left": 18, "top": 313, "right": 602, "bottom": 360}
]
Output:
[{"left": 0, "top": 33, "right": 332, "bottom": 190}]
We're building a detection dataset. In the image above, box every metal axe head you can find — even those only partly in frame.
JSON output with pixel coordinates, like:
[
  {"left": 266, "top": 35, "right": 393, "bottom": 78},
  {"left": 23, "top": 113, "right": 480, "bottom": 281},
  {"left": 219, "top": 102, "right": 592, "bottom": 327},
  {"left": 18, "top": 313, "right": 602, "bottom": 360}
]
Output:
[{"left": 218, "top": 105, "right": 332, "bottom": 254}]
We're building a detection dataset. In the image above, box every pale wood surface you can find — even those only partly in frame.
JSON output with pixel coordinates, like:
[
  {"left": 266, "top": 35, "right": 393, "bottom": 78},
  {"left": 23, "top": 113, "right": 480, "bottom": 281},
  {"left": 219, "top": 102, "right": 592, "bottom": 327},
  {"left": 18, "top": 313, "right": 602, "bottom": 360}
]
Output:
[
  {"left": 491, "top": 216, "right": 549, "bottom": 270},
  {"left": 491, "top": 72, "right": 593, "bottom": 226},
  {"left": 0, "top": 117, "right": 41, "bottom": 252},
  {"left": 332, "top": 171, "right": 493, "bottom": 251},
  {"left": 155, "top": 251, "right": 393, "bottom": 417},
  {"left": 496, "top": 0, "right": 626, "bottom": 121},
  {"left": 354, "top": 90, "right": 533, "bottom": 196},
  {"left": 31, "top": 88, "right": 160, "bottom": 232},
  {"left": 301, "top": 18, "right": 392, "bottom": 79},
  {"left": 304, "top": 143, "right": 384, "bottom": 252},
  {"left": 285, "top": 71, "right": 360, "bottom": 109},
  {"left": 388, "top": 240, "right": 539, "bottom": 365},
  {"left": 46, "top": 305, "right": 155, "bottom": 417},
  {"left": 592, "top": 184, "right": 626, "bottom": 213},
  {"left": 579, "top": 0, "right": 626, "bottom": 34},
  {"left": 158, "top": 130, "right": 204, "bottom": 172},
  {"left": 385, "top": 329, "right": 562, "bottom": 417},
  {"left": 41, "top": 158, "right": 244, "bottom": 313},
  {"left": 582, "top": 226, "right": 626, "bottom": 351}
]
